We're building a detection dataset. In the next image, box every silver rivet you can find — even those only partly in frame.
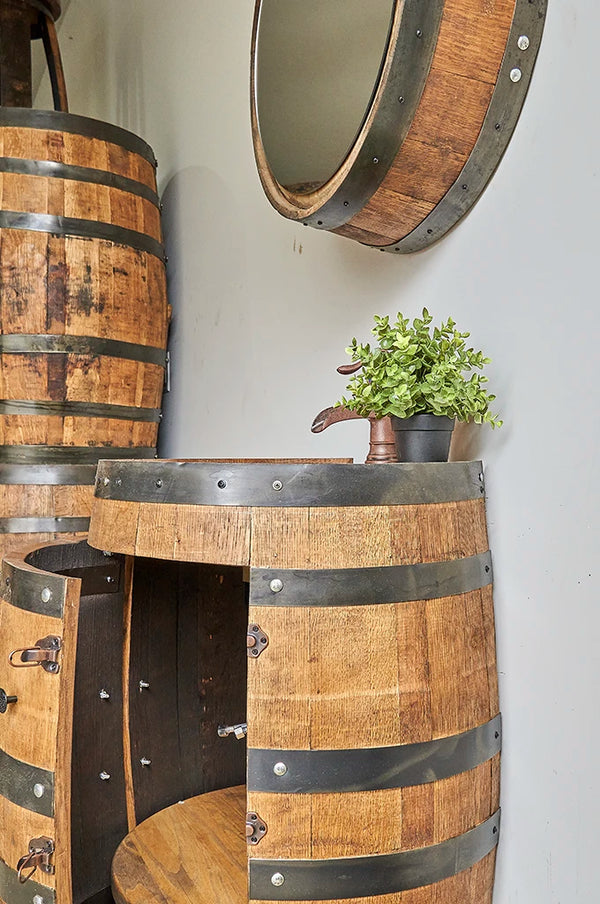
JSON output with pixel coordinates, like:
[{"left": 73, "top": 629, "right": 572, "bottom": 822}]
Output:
[
  {"left": 99, "top": 689, "right": 110, "bottom": 700},
  {"left": 273, "top": 762, "right": 288, "bottom": 776},
  {"left": 99, "top": 771, "right": 111, "bottom": 781},
  {"left": 270, "top": 579, "right": 283, "bottom": 594},
  {"left": 33, "top": 783, "right": 45, "bottom": 798},
  {"left": 103, "top": 477, "right": 110, "bottom": 486},
  {"left": 510, "top": 67, "right": 522, "bottom": 82},
  {"left": 106, "top": 575, "right": 114, "bottom": 583},
  {"left": 115, "top": 478, "right": 122, "bottom": 487},
  {"left": 102, "top": 550, "right": 113, "bottom": 557},
  {"left": 140, "top": 757, "right": 152, "bottom": 767},
  {"left": 271, "top": 873, "right": 285, "bottom": 887},
  {"left": 517, "top": 34, "right": 530, "bottom": 50},
  {"left": 41, "top": 587, "right": 52, "bottom": 603},
  {"left": 372, "top": 157, "right": 379, "bottom": 164},
  {"left": 33, "top": 895, "right": 44, "bottom": 904},
  {"left": 139, "top": 680, "right": 150, "bottom": 690},
  {"left": 416, "top": 29, "right": 422, "bottom": 37},
  {"left": 272, "top": 480, "right": 283, "bottom": 491},
  {"left": 155, "top": 479, "right": 163, "bottom": 488}
]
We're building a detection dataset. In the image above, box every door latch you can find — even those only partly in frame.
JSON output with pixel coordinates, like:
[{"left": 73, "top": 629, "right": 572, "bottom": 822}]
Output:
[
  {"left": 9, "top": 636, "right": 62, "bottom": 673},
  {"left": 217, "top": 722, "right": 248, "bottom": 740},
  {"left": 16, "top": 837, "right": 55, "bottom": 884}
]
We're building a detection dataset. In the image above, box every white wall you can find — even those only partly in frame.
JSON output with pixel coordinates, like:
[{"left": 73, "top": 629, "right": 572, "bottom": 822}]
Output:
[{"left": 39, "top": 2, "right": 598, "bottom": 901}]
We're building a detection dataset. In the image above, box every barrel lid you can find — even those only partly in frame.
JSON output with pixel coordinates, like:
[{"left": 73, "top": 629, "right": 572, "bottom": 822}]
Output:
[{"left": 0, "top": 107, "right": 157, "bottom": 167}]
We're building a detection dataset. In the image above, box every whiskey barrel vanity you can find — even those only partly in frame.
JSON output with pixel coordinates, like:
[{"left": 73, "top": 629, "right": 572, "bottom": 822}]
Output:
[{"left": 0, "top": 459, "right": 501, "bottom": 904}]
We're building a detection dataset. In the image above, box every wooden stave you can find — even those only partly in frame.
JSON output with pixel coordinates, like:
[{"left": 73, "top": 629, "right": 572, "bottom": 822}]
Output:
[{"left": 245, "top": 485, "right": 499, "bottom": 901}]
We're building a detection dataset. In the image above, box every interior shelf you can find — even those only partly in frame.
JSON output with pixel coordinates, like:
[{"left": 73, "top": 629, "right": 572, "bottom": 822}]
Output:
[{"left": 111, "top": 785, "right": 247, "bottom": 904}]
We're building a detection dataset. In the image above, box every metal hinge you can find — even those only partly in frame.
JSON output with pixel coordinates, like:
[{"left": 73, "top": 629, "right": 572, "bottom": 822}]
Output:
[
  {"left": 246, "top": 812, "right": 267, "bottom": 845},
  {"left": 16, "top": 837, "right": 55, "bottom": 884},
  {"left": 247, "top": 624, "right": 269, "bottom": 658},
  {"left": 217, "top": 722, "right": 248, "bottom": 740},
  {"left": 9, "top": 636, "right": 62, "bottom": 673}
]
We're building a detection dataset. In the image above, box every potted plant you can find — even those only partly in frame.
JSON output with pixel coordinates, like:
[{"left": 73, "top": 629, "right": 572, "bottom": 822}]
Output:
[{"left": 336, "top": 309, "right": 502, "bottom": 461}]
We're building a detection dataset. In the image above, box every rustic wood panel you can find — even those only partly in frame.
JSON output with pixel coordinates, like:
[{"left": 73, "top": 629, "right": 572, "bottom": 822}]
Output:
[{"left": 127, "top": 559, "right": 247, "bottom": 825}]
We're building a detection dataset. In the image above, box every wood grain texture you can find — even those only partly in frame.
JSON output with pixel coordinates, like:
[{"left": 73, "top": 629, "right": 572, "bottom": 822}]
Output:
[
  {"left": 0, "top": 481, "right": 93, "bottom": 561},
  {"left": 0, "top": 122, "right": 168, "bottom": 452},
  {"left": 111, "top": 786, "right": 247, "bottom": 904}
]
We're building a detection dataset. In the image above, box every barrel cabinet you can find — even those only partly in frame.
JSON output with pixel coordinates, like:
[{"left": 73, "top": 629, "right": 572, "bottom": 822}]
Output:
[
  {"left": 85, "top": 458, "right": 502, "bottom": 904},
  {"left": 0, "top": 108, "right": 169, "bottom": 558}
]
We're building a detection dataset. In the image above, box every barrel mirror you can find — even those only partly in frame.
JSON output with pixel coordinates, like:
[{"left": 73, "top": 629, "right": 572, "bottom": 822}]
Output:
[
  {"left": 253, "top": 0, "right": 395, "bottom": 193},
  {"left": 250, "top": 0, "right": 548, "bottom": 253}
]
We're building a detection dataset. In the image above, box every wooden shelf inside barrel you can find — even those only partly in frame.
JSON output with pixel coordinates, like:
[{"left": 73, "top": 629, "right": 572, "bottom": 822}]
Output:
[{"left": 111, "top": 785, "right": 247, "bottom": 904}]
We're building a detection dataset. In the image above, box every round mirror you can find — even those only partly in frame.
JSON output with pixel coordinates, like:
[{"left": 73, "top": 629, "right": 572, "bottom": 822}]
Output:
[{"left": 253, "top": 0, "right": 395, "bottom": 193}]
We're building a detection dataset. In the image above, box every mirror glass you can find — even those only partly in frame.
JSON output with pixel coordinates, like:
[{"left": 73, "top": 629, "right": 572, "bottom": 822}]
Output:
[{"left": 254, "top": 0, "right": 395, "bottom": 193}]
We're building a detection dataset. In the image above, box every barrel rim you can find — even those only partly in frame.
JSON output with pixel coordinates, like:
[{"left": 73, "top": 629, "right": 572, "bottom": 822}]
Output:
[
  {"left": 93, "top": 459, "right": 485, "bottom": 508},
  {"left": 0, "top": 106, "right": 157, "bottom": 167}
]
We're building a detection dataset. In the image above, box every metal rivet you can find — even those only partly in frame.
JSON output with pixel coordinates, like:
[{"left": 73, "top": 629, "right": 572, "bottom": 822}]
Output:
[
  {"left": 140, "top": 757, "right": 152, "bottom": 767},
  {"left": 41, "top": 587, "right": 52, "bottom": 603},
  {"left": 462, "top": 184, "right": 468, "bottom": 190},
  {"left": 102, "top": 477, "right": 110, "bottom": 486},
  {"left": 485, "top": 565, "right": 490, "bottom": 573},
  {"left": 99, "top": 771, "right": 111, "bottom": 781},
  {"left": 272, "top": 480, "right": 283, "bottom": 491},
  {"left": 139, "top": 680, "right": 150, "bottom": 690},
  {"left": 5, "top": 576, "right": 10, "bottom": 586},
  {"left": 317, "top": 220, "right": 323, "bottom": 226},
  {"left": 372, "top": 157, "right": 379, "bottom": 164},
  {"left": 398, "top": 95, "right": 405, "bottom": 103},
  {"left": 510, "top": 67, "right": 522, "bottom": 82},
  {"left": 99, "top": 689, "right": 110, "bottom": 700},
  {"left": 115, "top": 477, "right": 122, "bottom": 487},
  {"left": 493, "top": 825, "right": 498, "bottom": 834},
  {"left": 416, "top": 29, "right": 422, "bottom": 37},
  {"left": 495, "top": 122, "right": 502, "bottom": 131},
  {"left": 273, "top": 762, "right": 288, "bottom": 776},
  {"left": 271, "top": 873, "right": 285, "bottom": 887},
  {"left": 33, "top": 895, "right": 44, "bottom": 904},
  {"left": 517, "top": 34, "right": 530, "bottom": 50},
  {"left": 479, "top": 472, "right": 484, "bottom": 482},
  {"left": 343, "top": 201, "right": 349, "bottom": 207},
  {"left": 33, "top": 783, "right": 45, "bottom": 799},
  {"left": 427, "top": 228, "right": 433, "bottom": 234},
  {"left": 106, "top": 575, "right": 114, "bottom": 584},
  {"left": 270, "top": 579, "right": 284, "bottom": 594},
  {"left": 155, "top": 479, "right": 163, "bottom": 488},
  {"left": 217, "top": 479, "right": 227, "bottom": 489}
]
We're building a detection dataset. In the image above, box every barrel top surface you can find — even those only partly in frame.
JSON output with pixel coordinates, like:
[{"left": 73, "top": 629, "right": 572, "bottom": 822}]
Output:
[
  {"left": 111, "top": 786, "right": 246, "bottom": 904},
  {"left": 94, "top": 459, "right": 485, "bottom": 508},
  {"left": 0, "top": 107, "right": 157, "bottom": 166}
]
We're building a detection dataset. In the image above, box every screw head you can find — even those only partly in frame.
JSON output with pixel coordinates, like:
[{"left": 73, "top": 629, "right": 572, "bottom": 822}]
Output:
[
  {"left": 272, "top": 480, "right": 283, "bottom": 491},
  {"left": 33, "top": 895, "right": 44, "bottom": 904},
  {"left": 510, "top": 67, "right": 522, "bottom": 83},
  {"left": 140, "top": 757, "right": 152, "bottom": 767},
  {"left": 517, "top": 34, "right": 530, "bottom": 50},
  {"left": 269, "top": 579, "right": 284, "bottom": 594},
  {"left": 41, "top": 587, "right": 52, "bottom": 603},
  {"left": 99, "top": 771, "right": 111, "bottom": 781},
  {"left": 271, "top": 873, "right": 285, "bottom": 887},
  {"left": 273, "top": 762, "right": 288, "bottom": 776},
  {"left": 99, "top": 689, "right": 110, "bottom": 700},
  {"left": 155, "top": 479, "right": 163, "bottom": 488},
  {"left": 103, "top": 477, "right": 110, "bottom": 486},
  {"left": 33, "top": 783, "right": 45, "bottom": 798}
]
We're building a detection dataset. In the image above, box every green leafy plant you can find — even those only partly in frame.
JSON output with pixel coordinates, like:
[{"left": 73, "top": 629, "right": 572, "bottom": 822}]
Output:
[{"left": 337, "top": 309, "right": 502, "bottom": 426}]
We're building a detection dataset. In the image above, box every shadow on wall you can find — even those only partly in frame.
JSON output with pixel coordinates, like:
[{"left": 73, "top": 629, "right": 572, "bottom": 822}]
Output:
[{"left": 157, "top": 166, "right": 250, "bottom": 456}]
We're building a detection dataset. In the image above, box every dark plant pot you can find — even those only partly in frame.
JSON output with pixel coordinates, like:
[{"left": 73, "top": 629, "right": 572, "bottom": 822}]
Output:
[{"left": 390, "top": 414, "right": 455, "bottom": 462}]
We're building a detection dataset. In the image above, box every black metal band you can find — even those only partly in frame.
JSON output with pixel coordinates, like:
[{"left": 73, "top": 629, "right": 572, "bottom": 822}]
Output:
[
  {"left": 0, "top": 747, "right": 54, "bottom": 817},
  {"left": 248, "top": 715, "right": 501, "bottom": 794},
  {"left": 0, "top": 399, "right": 161, "bottom": 423},
  {"left": 0, "top": 107, "right": 157, "bottom": 166},
  {"left": 0, "top": 855, "right": 56, "bottom": 904},
  {"left": 0, "top": 333, "right": 167, "bottom": 367},
  {"left": 0, "top": 517, "right": 89, "bottom": 534},
  {"left": 249, "top": 810, "right": 500, "bottom": 900},
  {"left": 93, "top": 460, "right": 485, "bottom": 507},
  {"left": 249, "top": 551, "right": 492, "bottom": 607},
  {"left": 2, "top": 563, "right": 66, "bottom": 618},
  {"left": 0, "top": 447, "right": 156, "bottom": 466},
  {"left": 0, "top": 211, "right": 166, "bottom": 262},
  {"left": 383, "top": 0, "right": 548, "bottom": 252},
  {"left": 0, "top": 157, "right": 160, "bottom": 207},
  {"left": 294, "top": 0, "right": 445, "bottom": 231}
]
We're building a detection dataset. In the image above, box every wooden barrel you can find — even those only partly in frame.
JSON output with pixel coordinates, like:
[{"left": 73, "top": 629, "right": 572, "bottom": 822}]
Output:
[
  {"left": 90, "top": 459, "right": 501, "bottom": 904},
  {"left": 251, "top": 0, "right": 547, "bottom": 253},
  {"left": 0, "top": 107, "right": 168, "bottom": 459}
]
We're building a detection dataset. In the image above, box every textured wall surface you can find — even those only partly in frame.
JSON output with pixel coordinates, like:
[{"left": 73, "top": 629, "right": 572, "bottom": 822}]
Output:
[{"left": 37, "top": 2, "right": 598, "bottom": 901}]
